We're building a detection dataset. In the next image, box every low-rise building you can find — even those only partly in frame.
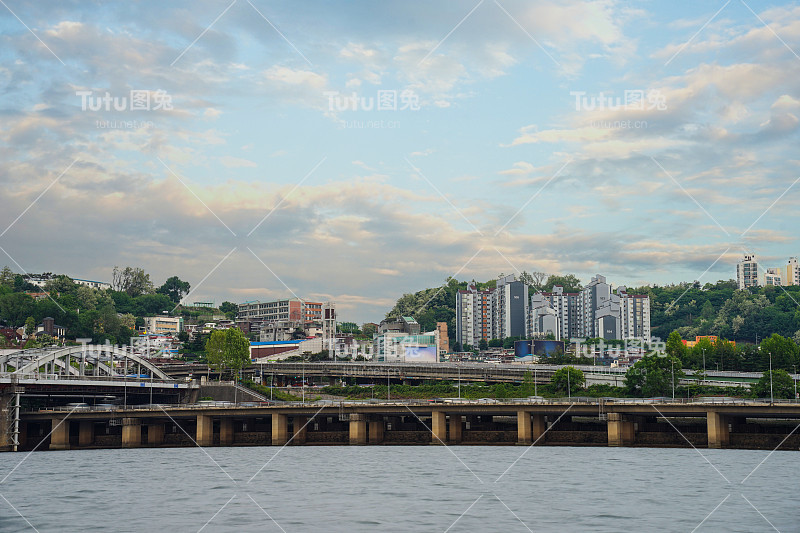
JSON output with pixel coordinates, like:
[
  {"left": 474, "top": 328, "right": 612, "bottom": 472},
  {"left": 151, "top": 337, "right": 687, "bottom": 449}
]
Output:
[{"left": 143, "top": 316, "right": 183, "bottom": 336}]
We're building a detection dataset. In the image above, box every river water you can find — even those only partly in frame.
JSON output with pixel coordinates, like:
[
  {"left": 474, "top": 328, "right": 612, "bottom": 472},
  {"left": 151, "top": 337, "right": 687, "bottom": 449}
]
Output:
[{"left": 0, "top": 446, "right": 796, "bottom": 532}]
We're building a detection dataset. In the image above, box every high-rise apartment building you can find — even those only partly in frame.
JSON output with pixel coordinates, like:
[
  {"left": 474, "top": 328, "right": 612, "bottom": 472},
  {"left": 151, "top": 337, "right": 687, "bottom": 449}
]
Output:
[
  {"left": 455, "top": 275, "right": 527, "bottom": 348},
  {"left": 457, "top": 273, "right": 650, "bottom": 346},
  {"left": 737, "top": 254, "right": 759, "bottom": 290},
  {"left": 456, "top": 284, "right": 494, "bottom": 348},
  {"left": 765, "top": 267, "right": 783, "bottom": 286},
  {"left": 527, "top": 275, "right": 650, "bottom": 342},
  {"left": 785, "top": 257, "right": 800, "bottom": 286},
  {"left": 493, "top": 275, "right": 529, "bottom": 340}
]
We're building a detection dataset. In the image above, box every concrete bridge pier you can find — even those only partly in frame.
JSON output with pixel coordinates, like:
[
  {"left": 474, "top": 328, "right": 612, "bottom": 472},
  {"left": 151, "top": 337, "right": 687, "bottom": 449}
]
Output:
[
  {"left": 49, "top": 418, "right": 70, "bottom": 450},
  {"left": 431, "top": 411, "right": 446, "bottom": 444},
  {"left": 292, "top": 416, "right": 307, "bottom": 444},
  {"left": 707, "top": 411, "right": 730, "bottom": 449},
  {"left": 79, "top": 421, "right": 93, "bottom": 447},
  {"left": 148, "top": 423, "right": 165, "bottom": 446},
  {"left": 449, "top": 415, "right": 463, "bottom": 444},
  {"left": 349, "top": 414, "right": 367, "bottom": 445},
  {"left": 517, "top": 411, "right": 532, "bottom": 445},
  {"left": 607, "top": 413, "right": 635, "bottom": 447},
  {"left": 368, "top": 418, "right": 384, "bottom": 444},
  {"left": 122, "top": 418, "right": 142, "bottom": 448},
  {"left": 219, "top": 418, "right": 234, "bottom": 446},
  {"left": 196, "top": 415, "right": 213, "bottom": 447},
  {"left": 272, "top": 414, "right": 288, "bottom": 446}
]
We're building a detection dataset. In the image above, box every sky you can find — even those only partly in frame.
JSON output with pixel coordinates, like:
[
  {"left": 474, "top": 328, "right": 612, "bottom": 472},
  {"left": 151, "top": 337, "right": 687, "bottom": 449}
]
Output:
[{"left": 1, "top": 0, "right": 799, "bottom": 323}]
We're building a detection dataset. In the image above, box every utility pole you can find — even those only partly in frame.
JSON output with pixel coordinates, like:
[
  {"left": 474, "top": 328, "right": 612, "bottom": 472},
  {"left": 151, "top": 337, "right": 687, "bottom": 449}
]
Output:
[{"left": 769, "top": 351, "right": 774, "bottom": 404}]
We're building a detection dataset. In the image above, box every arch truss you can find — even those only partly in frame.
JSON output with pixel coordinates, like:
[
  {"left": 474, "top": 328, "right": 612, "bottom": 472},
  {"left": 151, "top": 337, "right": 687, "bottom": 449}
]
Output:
[{"left": 0, "top": 345, "right": 173, "bottom": 380}]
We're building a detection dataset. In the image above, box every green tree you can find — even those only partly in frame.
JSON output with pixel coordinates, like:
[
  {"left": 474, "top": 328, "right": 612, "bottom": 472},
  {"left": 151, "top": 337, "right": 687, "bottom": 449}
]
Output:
[
  {"left": 478, "top": 338, "right": 489, "bottom": 351},
  {"left": 542, "top": 274, "right": 582, "bottom": 293},
  {"left": 758, "top": 334, "right": 800, "bottom": 372},
  {"left": 362, "top": 323, "right": 377, "bottom": 337},
  {"left": 624, "top": 355, "right": 684, "bottom": 398},
  {"left": 219, "top": 301, "right": 238, "bottom": 319},
  {"left": 552, "top": 366, "right": 585, "bottom": 394},
  {"left": 452, "top": 341, "right": 462, "bottom": 352},
  {"left": 0, "top": 266, "right": 14, "bottom": 287},
  {"left": 24, "top": 316, "right": 35, "bottom": 336},
  {"left": 752, "top": 369, "right": 795, "bottom": 400},
  {"left": 157, "top": 276, "right": 191, "bottom": 303},
  {"left": 26, "top": 334, "right": 57, "bottom": 348},
  {"left": 75, "top": 286, "right": 98, "bottom": 310},
  {"left": 519, "top": 271, "right": 547, "bottom": 291},
  {"left": 488, "top": 338, "right": 503, "bottom": 348},
  {"left": 112, "top": 266, "right": 154, "bottom": 297},
  {"left": 665, "top": 331, "right": 687, "bottom": 361},
  {"left": 205, "top": 328, "right": 251, "bottom": 378},
  {"left": 44, "top": 275, "right": 76, "bottom": 294}
]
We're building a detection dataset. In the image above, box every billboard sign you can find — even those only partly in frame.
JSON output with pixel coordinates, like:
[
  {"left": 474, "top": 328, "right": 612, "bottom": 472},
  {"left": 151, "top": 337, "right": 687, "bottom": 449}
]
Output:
[
  {"left": 403, "top": 345, "right": 438, "bottom": 362},
  {"left": 514, "top": 340, "right": 533, "bottom": 362},
  {"left": 533, "top": 340, "right": 565, "bottom": 357}
]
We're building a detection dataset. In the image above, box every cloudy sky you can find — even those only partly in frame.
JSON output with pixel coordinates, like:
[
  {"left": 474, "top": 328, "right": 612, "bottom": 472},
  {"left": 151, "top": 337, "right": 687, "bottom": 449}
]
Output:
[{"left": 1, "top": 0, "right": 799, "bottom": 323}]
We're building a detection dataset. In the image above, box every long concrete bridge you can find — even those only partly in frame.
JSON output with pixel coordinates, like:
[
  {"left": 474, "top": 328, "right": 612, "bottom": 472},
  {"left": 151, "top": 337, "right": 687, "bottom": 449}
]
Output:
[
  {"left": 180, "top": 361, "right": 761, "bottom": 389},
  {"left": 11, "top": 399, "right": 800, "bottom": 452}
]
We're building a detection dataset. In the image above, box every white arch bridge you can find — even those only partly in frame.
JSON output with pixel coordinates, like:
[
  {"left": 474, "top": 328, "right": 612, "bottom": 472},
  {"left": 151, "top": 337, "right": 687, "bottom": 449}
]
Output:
[{"left": 0, "top": 345, "right": 172, "bottom": 381}]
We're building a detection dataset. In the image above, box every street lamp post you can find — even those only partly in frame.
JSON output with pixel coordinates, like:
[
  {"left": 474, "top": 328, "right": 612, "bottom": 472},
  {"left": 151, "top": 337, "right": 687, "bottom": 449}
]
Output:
[
  {"left": 458, "top": 364, "right": 461, "bottom": 400},
  {"left": 671, "top": 359, "right": 675, "bottom": 400},
  {"left": 794, "top": 365, "right": 797, "bottom": 401},
  {"left": 567, "top": 368, "right": 571, "bottom": 400},
  {"left": 769, "top": 351, "right": 774, "bottom": 404},
  {"left": 302, "top": 352, "right": 306, "bottom": 403},
  {"left": 702, "top": 348, "right": 706, "bottom": 386}
]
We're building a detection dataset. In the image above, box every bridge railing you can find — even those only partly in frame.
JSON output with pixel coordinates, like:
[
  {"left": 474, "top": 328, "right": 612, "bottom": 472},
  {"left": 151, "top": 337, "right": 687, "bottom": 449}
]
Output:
[{"left": 0, "top": 372, "right": 179, "bottom": 384}]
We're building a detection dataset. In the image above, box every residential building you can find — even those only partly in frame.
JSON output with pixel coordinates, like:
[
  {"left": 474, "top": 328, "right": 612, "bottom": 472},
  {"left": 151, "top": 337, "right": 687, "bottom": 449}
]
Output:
[
  {"left": 785, "top": 257, "right": 800, "bottom": 286},
  {"left": 534, "top": 286, "right": 579, "bottom": 340},
  {"left": 435, "top": 322, "right": 449, "bottom": 354},
  {"left": 737, "top": 254, "right": 759, "bottom": 289},
  {"left": 529, "top": 292, "right": 559, "bottom": 339},
  {"left": 73, "top": 278, "right": 111, "bottom": 290},
  {"left": 765, "top": 267, "right": 783, "bottom": 286},
  {"left": 238, "top": 298, "right": 323, "bottom": 322},
  {"left": 379, "top": 316, "right": 421, "bottom": 335},
  {"left": 493, "top": 275, "right": 528, "bottom": 339},
  {"left": 258, "top": 319, "right": 308, "bottom": 342},
  {"left": 36, "top": 317, "right": 66, "bottom": 339},
  {"left": 455, "top": 275, "right": 527, "bottom": 348},
  {"left": 578, "top": 275, "right": 615, "bottom": 338},
  {"left": 529, "top": 276, "right": 650, "bottom": 342},
  {"left": 143, "top": 316, "right": 183, "bottom": 336},
  {"left": 618, "top": 287, "right": 651, "bottom": 341},
  {"left": 455, "top": 284, "right": 493, "bottom": 348}
]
